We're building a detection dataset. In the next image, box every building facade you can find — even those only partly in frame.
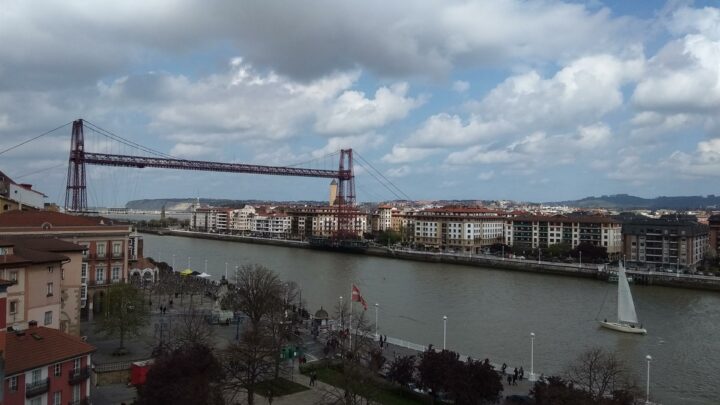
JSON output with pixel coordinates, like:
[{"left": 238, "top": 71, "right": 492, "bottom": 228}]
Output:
[
  {"left": 0, "top": 211, "right": 132, "bottom": 321},
  {"left": 411, "top": 207, "right": 504, "bottom": 253},
  {"left": 505, "top": 215, "right": 623, "bottom": 258},
  {"left": 2, "top": 323, "right": 95, "bottom": 405},
  {"left": 622, "top": 215, "right": 708, "bottom": 270}
]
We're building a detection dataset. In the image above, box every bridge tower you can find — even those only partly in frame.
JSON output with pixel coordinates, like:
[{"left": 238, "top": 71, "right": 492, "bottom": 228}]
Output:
[
  {"left": 64, "top": 119, "right": 87, "bottom": 212},
  {"left": 335, "top": 149, "right": 358, "bottom": 238}
]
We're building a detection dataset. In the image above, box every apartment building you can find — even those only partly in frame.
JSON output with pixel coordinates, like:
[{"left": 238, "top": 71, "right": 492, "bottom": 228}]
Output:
[
  {"left": 622, "top": 214, "right": 708, "bottom": 270},
  {"left": 289, "top": 206, "right": 368, "bottom": 238},
  {"left": 505, "top": 215, "right": 623, "bottom": 258},
  {"left": 252, "top": 213, "right": 292, "bottom": 237},
  {"left": 230, "top": 205, "right": 256, "bottom": 233},
  {"left": 0, "top": 211, "right": 132, "bottom": 321},
  {"left": 2, "top": 322, "right": 95, "bottom": 405},
  {"left": 0, "top": 170, "right": 45, "bottom": 211},
  {"left": 411, "top": 207, "right": 504, "bottom": 253}
]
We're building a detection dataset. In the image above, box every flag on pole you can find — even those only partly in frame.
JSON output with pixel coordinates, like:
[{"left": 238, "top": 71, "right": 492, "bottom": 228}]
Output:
[{"left": 351, "top": 284, "right": 368, "bottom": 310}]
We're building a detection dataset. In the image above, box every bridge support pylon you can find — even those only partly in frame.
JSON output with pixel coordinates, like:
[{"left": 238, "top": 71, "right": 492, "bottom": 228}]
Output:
[{"left": 64, "top": 119, "right": 88, "bottom": 212}]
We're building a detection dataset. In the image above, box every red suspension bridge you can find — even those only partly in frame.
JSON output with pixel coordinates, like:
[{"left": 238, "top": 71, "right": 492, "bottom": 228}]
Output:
[{"left": 63, "top": 119, "right": 361, "bottom": 236}]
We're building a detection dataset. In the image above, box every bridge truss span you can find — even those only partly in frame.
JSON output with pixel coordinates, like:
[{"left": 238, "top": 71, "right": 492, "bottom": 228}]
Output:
[{"left": 82, "top": 152, "right": 345, "bottom": 179}]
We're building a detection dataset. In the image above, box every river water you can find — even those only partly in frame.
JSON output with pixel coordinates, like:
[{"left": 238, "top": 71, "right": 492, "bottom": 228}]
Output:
[{"left": 143, "top": 234, "right": 719, "bottom": 404}]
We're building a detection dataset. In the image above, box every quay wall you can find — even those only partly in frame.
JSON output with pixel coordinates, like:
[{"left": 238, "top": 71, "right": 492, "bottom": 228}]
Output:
[{"left": 139, "top": 228, "right": 720, "bottom": 292}]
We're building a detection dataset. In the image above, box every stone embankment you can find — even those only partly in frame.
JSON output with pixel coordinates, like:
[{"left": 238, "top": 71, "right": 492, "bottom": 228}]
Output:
[{"left": 139, "top": 228, "right": 720, "bottom": 291}]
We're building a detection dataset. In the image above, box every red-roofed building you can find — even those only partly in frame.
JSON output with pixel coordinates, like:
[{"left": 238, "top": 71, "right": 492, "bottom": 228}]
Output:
[
  {"left": 2, "top": 323, "right": 95, "bottom": 405},
  {"left": 0, "top": 211, "right": 133, "bottom": 323},
  {"left": 410, "top": 206, "right": 505, "bottom": 253}
]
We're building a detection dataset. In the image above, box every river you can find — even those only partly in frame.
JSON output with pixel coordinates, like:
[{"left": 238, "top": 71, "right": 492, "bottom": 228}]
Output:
[{"left": 142, "top": 233, "right": 720, "bottom": 404}]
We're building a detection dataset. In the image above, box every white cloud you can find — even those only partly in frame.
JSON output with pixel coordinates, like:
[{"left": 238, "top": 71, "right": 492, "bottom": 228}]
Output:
[
  {"left": 315, "top": 83, "right": 424, "bottom": 135},
  {"left": 381, "top": 145, "right": 440, "bottom": 164},
  {"left": 477, "top": 170, "right": 495, "bottom": 181},
  {"left": 452, "top": 80, "right": 469, "bottom": 93},
  {"left": 169, "top": 143, "right": 219, "bottom": 158}
]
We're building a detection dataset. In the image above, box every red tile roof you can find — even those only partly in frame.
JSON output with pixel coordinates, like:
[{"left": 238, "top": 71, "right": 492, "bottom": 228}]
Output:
[
  {"left": 0, "top": 237, "right": 85, "bottom": 252},
  {"left": 2, "top": 326, "right": 96, "bottom": 376},
  {"left": 0, "top": 211, "right": 118, "bottom": 227}
]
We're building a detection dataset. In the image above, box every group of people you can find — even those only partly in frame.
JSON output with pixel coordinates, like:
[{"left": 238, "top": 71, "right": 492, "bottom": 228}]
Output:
[
  {"left": 378, "top": 334, "right": 389, "bottom": 348},
  {"left": 504, "top": 365, "right": 524, "bottom": 386}
]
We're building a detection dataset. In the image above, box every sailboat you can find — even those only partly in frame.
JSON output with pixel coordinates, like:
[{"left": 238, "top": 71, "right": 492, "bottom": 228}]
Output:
[{"left": 599, "top": 261, "right": 647, "bottom": 335}]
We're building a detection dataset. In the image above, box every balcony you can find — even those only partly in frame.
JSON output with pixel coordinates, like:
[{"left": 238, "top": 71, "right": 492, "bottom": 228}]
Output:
[
  {"left": 68, "top": 398, "right": 90, "bottom": 405},
  {"left": 26, "top": 378, "right": 49, "bottom": 398},
  {"left": 69, "top": 367, "right": 90, "bottom": 385}
]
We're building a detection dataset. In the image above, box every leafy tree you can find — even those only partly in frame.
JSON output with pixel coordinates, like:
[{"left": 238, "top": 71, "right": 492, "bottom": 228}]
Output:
[
  {"left": 449, "top": 360, "right": 503, "bottom": 405},
  {"left": 377, "top": 230, "right": 401, "bottom": 246},
  {"left": 546, "top": 242, "right": 572, "bottom": 258},
  {"left": 488, "top": 243, "right": 513, "bottom": 255},
  {"left": 418, "top": 349, "right": 459, "bottom": 399},
  {"left": 388, "top": 355, "right": 416, "bottom": 387},
  {"left": 95, "top": 282, "right": 149, "bottom": 354},
  {"left": 135, "top": 344, "right": 225, "bottom": 405},
  {"left": 571, "top": 243, "right": 609, "bottom": 262}
]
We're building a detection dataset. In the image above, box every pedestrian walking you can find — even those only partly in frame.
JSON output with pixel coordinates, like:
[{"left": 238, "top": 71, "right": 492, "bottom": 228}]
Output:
[
  {"left": 519, "top": 366, "right": 524, "bottom": 380},
  {"left": 512, "top": 374, "right": 517, "bottom": 385},
  {"left": 507, "top": 375, "right": 512, "bottom": 386},
  {"left": 513, "top": 367, "right": 518, "bottom": 379}
]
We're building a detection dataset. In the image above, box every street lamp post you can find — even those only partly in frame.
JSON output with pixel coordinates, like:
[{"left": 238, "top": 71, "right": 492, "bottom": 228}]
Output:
[
  {"left": 645, "top": 355, "right": 652, "bottom": 404},
  {"left": 579, "top": 251, "right": 582, "bottom": 269},
  {"left": 172, "top": 255, "right": 176, "bottom": 271},
  {"left": 529, "top": 332, "right": 537, "bottom": 381},
  {"left": 538, "top": 248, "right": 541, "bottom": 264},
  {"left": 375, "top": 303, "right": 379, "bottom": 340},
  {"left": 187, "top": 256, "right": 191, "bottom": 268},
  {"left": 443, "top": 315, "right": 448, "bottom": 350},
  {"left": 339, "top": 296, "right": 344, "bottom": 330}
]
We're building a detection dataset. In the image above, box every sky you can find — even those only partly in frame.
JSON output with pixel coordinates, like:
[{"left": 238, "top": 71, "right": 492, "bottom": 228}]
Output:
[{"left": 1, "top": 0, "right": 720, "bottom": 206}]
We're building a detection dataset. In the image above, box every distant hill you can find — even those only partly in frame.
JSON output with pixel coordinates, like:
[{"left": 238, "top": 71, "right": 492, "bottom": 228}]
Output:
[
  {"left": 125, "top": 198, "right": 326, "bottom": 211},
  {"left": 549, "top": 194, "right": 720, "bottom": 210}
]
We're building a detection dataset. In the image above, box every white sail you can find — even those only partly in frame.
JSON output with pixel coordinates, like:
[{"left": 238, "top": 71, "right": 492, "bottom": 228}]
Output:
[{"left": 617, "top": 262, "right": 639, "bottom": 324}]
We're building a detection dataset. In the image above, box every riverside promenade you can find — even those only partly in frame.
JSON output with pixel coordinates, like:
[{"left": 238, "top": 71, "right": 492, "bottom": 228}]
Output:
[{"left": 143, "top": 228, "right": 720, "bottom": 291}]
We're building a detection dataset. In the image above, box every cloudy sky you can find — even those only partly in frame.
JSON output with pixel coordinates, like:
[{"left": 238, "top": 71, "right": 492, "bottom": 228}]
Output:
[{"left": 1, "top": 0, "right": 720, "bottom": 206}]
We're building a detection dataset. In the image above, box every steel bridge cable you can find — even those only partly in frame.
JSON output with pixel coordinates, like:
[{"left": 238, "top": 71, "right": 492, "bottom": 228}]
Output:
[
  {"left": 353, "top": 159, "right": 408, "bottom": 202},
  {"left": 0, "top": 122, "right": 72, "bottom": 156},
  {"left": 355, "top": 152, "right": 412, "bottom": 201},
  {"left": 83, "top": 121, "right": 178, "bottom": 160}
]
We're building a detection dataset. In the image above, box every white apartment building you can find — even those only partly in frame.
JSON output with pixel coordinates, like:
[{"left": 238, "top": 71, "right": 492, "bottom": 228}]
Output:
[
  {"left": 230, "top": 205, "right": 256, "bottom": 233},
  {"left": 252, "top": 213, "right": 292, "bottom": 236},
  {"left": 411, "top": 207, "right": 504, "bottom": 253}
]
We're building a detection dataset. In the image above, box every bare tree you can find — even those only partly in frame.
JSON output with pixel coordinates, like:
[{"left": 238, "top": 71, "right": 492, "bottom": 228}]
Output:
[
  {"left": 564, "top": 347, "right": 637, "bottom": 403},
  {"left": 222, "top": 328, "right": 276, "bottom": 405},
  {"left": 319, "top": 308, "right": 381, "bottom": 405},
  {"left": 171, "top": 307, "right": 216, "bottom": 350},
  {"left": 220, "top": 264, "right": 300, "bottom": 405}
]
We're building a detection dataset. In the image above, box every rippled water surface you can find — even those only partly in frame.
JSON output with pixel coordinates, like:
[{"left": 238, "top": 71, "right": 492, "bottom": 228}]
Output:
[{"left": 144, "top": 234, "right": 720, "bottom": 404}]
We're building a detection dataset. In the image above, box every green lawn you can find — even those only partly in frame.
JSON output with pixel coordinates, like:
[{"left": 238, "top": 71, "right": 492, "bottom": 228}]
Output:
[
  {"left": 256, "top": 377, "right": 309, "bottom": 397},
  {"left": 306, "top": 364, "right": 430, "bottom": 405}
]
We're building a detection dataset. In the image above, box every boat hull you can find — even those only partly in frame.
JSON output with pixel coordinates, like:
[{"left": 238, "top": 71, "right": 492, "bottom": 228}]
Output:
[{"left": 599, "top": 321, "right": 646, "bottom": 335}]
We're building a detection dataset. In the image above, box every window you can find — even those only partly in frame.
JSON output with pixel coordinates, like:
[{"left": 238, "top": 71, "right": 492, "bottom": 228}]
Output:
[
  {"left": 81, "top": 243, "right": 89, "bottom": 258},
  {"left": 47, "top": 265, "right": 54, "bottom": 273},
  {"left": 113, "top": 242, "right": 122, "bottom": 257},
  {"left": 47, "top": 282, "right": 54, "bottom": 296},
  {"left": 9, "top": 376, "right": 17, "bottom": 392},
  {"left": 44, "top": 311, "right": 53, "bottom": 325},
  {"left": 9, "top": 270, "right": 17, "bottom": 282},
  {"left": 9, "top": 300, "right": 17, "bottom": 314},
  {"left": 97, "top": 243, "right": 106, "bottom": 258},
  {"left": 54, "top": 363, "right": 61, "bottom": 377},
  {"left": 81, "top": 263, "right": 88, "bottom": 283},
  {"left": 73, "top": 358, "right": 81, "bottom": 371},
  {"left": 96, "top": 267, "right": 105, "bottom": 284},
  {"left": 111, "top": 266, "right": 121, "bottom": 282},
  {"left": 73, "top": 383, "right": 81, "bottom": 401},
  {"left": 30, "top": 398, "right": 41, "bottom": 405},
  {"left": 31, "top": 368, "right": 41, "bottom": 383},
  {"left": 53, "top": 391, "right": 61, "bottom": 405}
]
